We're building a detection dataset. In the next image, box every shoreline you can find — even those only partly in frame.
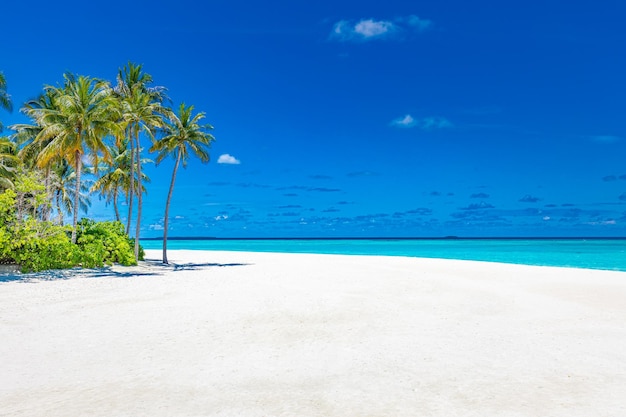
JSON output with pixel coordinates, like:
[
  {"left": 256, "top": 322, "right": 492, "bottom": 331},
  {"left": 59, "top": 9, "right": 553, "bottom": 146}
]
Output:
[
  {"left": 140, "top": 240, "right": 626, "bottom": 273},
  {"left": 1, "top": 249, "right": 626, "bottom": 416}
]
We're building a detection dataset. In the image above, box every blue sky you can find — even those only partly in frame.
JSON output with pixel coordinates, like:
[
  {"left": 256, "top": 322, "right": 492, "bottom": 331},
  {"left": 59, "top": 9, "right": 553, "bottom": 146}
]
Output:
[{"left": 2, "top": 0, "right": 626, "bottom": 237}]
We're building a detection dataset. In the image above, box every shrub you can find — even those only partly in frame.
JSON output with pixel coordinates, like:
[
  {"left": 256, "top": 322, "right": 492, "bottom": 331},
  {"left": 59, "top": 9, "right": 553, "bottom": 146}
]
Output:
[
  {"left": 1, "top": 186, "right": 142, "bottom": 272},
  {"left": 76, "top": 218, "right": 139, "bottom": 267},
  {"left": 10, "top": 222, "right": 80, "bottom": 272}
]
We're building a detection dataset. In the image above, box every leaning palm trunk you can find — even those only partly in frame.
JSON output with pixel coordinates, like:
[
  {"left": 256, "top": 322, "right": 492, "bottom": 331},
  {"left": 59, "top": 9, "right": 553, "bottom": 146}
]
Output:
[
  {"left": 126, "top": 126, "right": 134, "bottom": 234},
  {"left": 71, "top": 150, "right": 82, "bottom": 244},
  {"left": 56, "top": 190, "right": 63, "bottom": 225},
  {"left": 162, "top": 150, "right": 181, "bottom": 264},
  {"left": 113, "top": 188, "right": 120, "bottom": 222},
  {"left": 126, "top": 185, "right": 133, "bottom": 231},
  {"left": 43, "top": 167, "right": 51, "bottom": 221},
  {"left": 134, "top": 130, "right": 142, "bottom": 261}
]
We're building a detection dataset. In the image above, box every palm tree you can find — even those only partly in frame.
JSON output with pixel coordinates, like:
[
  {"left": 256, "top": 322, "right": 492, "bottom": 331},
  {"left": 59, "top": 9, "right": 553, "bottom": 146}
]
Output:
[
  {"left": 115, "top": 63, "right": 151, "bottom": 234},
  {"left": 91, "top": 143, "right": 126, "bottom": 221},
  {"left": 0, "top": 136, "right": 19, "bottom": 190},
  {"left": 11, "top": 89, "right": 63, "bottom": 221},
  {"left": 115, "top": 62, "right": 169, "bottom": 260},
  {"left": 49, "top": 159, "right": 91, "bottom": 225},
  {"left": 0, "top": 72, "right": 13, "bottom": 131},
  {"left": 150, "top": 103, "right": 215, "bottom": 264},
  {"left": 91, "top": 141, "right": 151, "bottom": 222},
  {"left": 34, "top": 73, "right": 120, "bottom": 242}
]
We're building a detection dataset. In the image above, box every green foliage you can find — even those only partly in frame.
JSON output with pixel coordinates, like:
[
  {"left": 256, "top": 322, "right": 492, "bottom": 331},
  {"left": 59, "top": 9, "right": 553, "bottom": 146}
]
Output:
[
  {"left": 0, "top": 188, "right": 16, "bottom": 224},
  {"left": 0, "top": 188, "right": 78, "bottom": 271},
  {"left": 0, "top": 183, "right": 141, "bottom": 271},
  {"left": 0, "top": 188, "right": 18, "bottom": 263},
  {"left": 75, "top": 218, "right": 140, "bottom": 267},
  {"left": 13, "top": 169, "right": 50, "bottom": 219},
  {"left": 9, "top": 221, "right": 80, "bottom": 272}
]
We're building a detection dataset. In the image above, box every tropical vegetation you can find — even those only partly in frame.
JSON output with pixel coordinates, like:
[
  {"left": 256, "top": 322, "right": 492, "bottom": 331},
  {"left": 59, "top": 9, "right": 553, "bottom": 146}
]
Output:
[{"left": 0, "top": 64, "right": 215, "bottom": 271}]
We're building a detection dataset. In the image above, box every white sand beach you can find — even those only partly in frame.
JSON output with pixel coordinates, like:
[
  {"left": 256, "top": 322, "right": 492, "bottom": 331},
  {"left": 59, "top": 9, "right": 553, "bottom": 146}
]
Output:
[{"left": 1, "top": 249, "right": 626, "bottom": 416}]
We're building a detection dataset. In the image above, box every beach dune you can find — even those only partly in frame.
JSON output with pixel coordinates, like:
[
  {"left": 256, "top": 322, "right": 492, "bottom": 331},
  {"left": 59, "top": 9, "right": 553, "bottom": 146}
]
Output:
[{"left": 1, "top": 249, "right": 625, "bottom": 416}]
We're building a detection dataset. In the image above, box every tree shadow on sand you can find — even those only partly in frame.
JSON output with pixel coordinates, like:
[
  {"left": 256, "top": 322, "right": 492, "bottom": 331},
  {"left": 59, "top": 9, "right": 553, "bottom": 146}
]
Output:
[
  {"left": 143, "top": 258, "right": 251, "bottom": 271},
  {"left": 0, "top": 259, "right": 251, "bottom": 283}
]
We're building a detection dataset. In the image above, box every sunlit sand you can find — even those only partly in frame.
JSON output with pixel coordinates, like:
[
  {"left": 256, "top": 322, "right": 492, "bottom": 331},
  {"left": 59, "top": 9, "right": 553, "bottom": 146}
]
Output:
[{"left": 1, "top": 249, "right": 625, "bottom": 416}]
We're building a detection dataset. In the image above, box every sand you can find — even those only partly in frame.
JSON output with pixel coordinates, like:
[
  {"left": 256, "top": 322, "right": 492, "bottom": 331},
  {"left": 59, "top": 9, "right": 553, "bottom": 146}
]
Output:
[{"left": 1, "top": 249, "right": 625, "bottom": 417}]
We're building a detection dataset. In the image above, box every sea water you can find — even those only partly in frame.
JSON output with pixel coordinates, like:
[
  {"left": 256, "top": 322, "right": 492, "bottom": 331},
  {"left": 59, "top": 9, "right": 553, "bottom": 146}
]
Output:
[{"left": 141, "top": 239, "right": 626, "bottom": 272}]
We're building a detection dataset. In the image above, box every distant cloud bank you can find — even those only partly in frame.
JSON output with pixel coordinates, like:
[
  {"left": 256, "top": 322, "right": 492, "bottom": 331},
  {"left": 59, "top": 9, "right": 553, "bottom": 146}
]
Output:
[
  {"left": 330, "top": 15, "right": 432, "bottom": 42},
  {"left": 217, "top": 154, "right": 241, "bottom": 165},
  {"left": 519, "top": 195, "right": 541, "bottom": 203},
  {"left": 391, "top": 114, "right": 453, "bottom": 130}
]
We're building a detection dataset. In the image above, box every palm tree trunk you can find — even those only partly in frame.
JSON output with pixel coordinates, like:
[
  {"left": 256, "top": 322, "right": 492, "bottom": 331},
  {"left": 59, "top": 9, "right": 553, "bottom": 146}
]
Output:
[
  {"left": 113, "top": 188, "right": 120, "bottom": 222},
  {"left": 162, "top": 151, "right": 181, "bottom": 264},
  {"left": 134, "top": 129, "right": 142, "bottom": 261},
  {"left": 126, "top": 126, "right": 134, "bottom": 235},
  {"left": 43, "top": 166, "right": 51, "bottom": 221},
  {"left": 71, "top": 150, "right": 82, "bottom": 244},
  {"left": 56, "top": 190, "right": 63, "bottom": 225}
]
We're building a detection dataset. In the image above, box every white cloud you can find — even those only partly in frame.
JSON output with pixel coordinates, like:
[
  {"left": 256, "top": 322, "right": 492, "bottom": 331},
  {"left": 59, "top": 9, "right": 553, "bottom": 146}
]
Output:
[
  {"left": 332, "top": 20, "right": 348, "bottom": 36},
  {"left": 217, "top": 154, "right": 241, "bottom": 165},
  {"left": 391, "top": 114, "right": 416, "bottom": 128},
  {"left": 390, "top": 115, "right": 453, "bottom": 130},
  {"left": 332, "top": 19, "right": 395, "bottom": 41},
  {"left": 354, "top": 19, "right": 395, "bottom": 38},
  {"left": 330, "top": 15, "right": 431, "bottom": 42}
]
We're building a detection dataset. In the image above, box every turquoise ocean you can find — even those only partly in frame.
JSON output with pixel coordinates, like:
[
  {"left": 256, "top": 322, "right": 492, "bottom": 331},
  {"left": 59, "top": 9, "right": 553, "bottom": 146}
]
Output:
[{"left": 142, "top": 239, "right": 626, "bottom": 272}]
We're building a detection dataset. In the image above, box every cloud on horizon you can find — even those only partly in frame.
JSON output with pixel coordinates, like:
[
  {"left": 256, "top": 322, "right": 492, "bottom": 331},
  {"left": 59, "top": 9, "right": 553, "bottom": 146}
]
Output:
[
  {"left": 519, "top": 195, "right": 541, "bottom": 203},
  {"left": 217, "top": 154, "right": 241, "bottom": 165},
  {"left": 277, "top": 185, "right": 341, "bottom": 193},
  {"left": 391, "top": 114, "right": 453, "bottom": 130},
  {"left": 236, "top": 182, "right": 272, "bottom": 189},
  {"left": 330, "top": 15, "right": 432, "bottom": 42},
  {"left": 460, "top": 202, "right": 496, "bottom": 211}
]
